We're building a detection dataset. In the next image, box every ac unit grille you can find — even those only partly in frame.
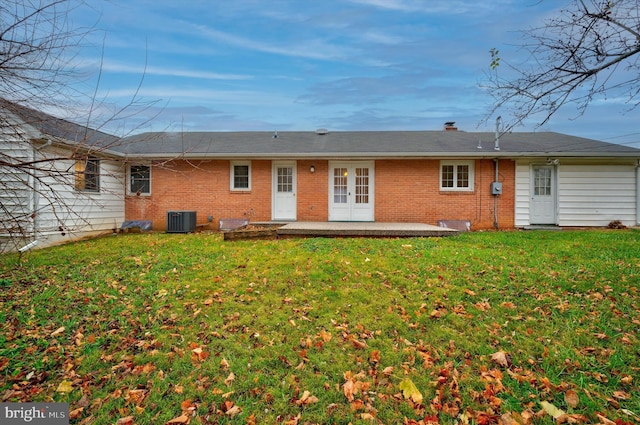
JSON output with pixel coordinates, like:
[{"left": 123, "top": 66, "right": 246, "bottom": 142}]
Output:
[{"left": 167, "top": 211, "right": 196, "bottom": 233}]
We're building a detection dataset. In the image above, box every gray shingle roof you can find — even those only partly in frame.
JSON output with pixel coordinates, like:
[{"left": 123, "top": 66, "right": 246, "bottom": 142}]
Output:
[{"left": 118, "top": 130, "right": 640, "bottom": 158}]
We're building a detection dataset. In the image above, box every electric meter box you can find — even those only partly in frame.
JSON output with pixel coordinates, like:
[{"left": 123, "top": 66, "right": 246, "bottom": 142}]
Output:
[{"left": 491, "top": 182, "right": 503, "bottom": 195}]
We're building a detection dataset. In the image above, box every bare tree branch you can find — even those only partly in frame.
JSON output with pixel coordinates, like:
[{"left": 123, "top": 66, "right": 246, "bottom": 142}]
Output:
[{"left": 483, "top": 0, "right": 640, "bottom": 131}]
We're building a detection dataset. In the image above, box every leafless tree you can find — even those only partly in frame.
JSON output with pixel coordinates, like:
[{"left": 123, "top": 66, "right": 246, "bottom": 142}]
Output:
[
  {"left": 0, "top": 0, "right": 156, "bottom": 253},
  {"left": 484, "top": 0, "right": 640, "bottom": 131}
]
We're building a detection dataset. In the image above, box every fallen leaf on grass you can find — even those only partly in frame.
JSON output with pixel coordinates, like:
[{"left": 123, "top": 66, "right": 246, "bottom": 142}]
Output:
[
  {"left": 221, "top": 401, "right": 241, "bottom": 417},
  {"left": 50, "top": 326, "right": 65, "bottom": 337},
  {"left": 224, "top": 372, "right": 235, "bottom": 386},
  {"left": 295, "top": 390, "right": 319, "bottom": 406},
  {"left": 596, "top": 414, "right": 616, "bottom": 425},
  {"left": 613, "top": 391, "right": 631, "bottom": 400},
  {"left": 564, "top": 390, "right": 579, "bottom": 408},
  {"left": 56, "top": 380, "right": 73, "bottom": 393},
  {"left": 116, "top": 417, "right": 134, "bottom": 425},
  {"left": 399, "top": 378, "right": 423, "bottom": 404},
  {"left": 540, "top": 401, "right": 565, "bottom": 420},
  {"left": 343, "top": 379, "right": 356, "bottom": 402},
  {"left": 191, "top": 347, "right": 209, "bottom": 362},
  {"left": 491, "top": 351, "right": 512, "bottom": 368},
  {"left": 69, "top": 407, "right": 84, "bottom": 420},
  {"left": 165, "top": 414, "right": 190, "bottom": 424}
]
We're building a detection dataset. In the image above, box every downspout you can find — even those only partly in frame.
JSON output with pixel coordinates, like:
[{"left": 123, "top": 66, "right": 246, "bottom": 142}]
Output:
[
  {"left": 494, "top": 159, "right": 499, "bottom": 229},
  {"left": 18, "top": 139, "right": 51, "bottom": 252},
  {"left": 493, "top": 117, "right": 501, "bottom": 229}
]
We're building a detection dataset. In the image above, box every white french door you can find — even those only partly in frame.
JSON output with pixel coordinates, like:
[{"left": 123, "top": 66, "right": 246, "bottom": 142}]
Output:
[
  {"left": 329, "top": 161, "right": 374, "bottom": 221},
  {"left": 272, "top": 162, "right": 296, "bottom": 220}
]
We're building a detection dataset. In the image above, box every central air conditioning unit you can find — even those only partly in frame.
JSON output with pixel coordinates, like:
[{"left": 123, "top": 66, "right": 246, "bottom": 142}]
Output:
[{"left": 167, "top": 211, "right": 196, "bottom": 233}]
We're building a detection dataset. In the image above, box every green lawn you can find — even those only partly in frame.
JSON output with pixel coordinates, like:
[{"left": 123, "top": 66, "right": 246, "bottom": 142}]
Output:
[{"left": 1, "top": 230, "right": 638, "bottom": 425}]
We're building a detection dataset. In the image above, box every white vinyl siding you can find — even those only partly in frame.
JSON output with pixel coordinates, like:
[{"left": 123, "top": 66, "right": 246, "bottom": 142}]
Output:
[
  {"left": 514, "top": 162, "right": 531, "bottom": 227},
  {"left": 34, "top": 148, "right": 125, "bottom": 235},
  {"left": 515, "top": 161, "right": 637, "bottom": 227},
  {"left": 557, "top": 165, "right": 636, "bottom": 226},
  {"left": 0, "top": 130, "right": 33, "bottom": 237}
]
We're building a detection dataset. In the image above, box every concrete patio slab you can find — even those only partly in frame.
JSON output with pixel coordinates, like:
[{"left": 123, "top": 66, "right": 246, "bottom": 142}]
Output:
[{"left": 276, "top": 222, "right": 458, "bottom": 238}]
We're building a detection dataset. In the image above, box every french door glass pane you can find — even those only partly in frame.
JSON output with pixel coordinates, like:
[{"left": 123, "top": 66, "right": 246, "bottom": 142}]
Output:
[
  {"left": 334, "top": 168, "right": 347, "bottom": 203},
  {"left": 355, "top": 168, "right": 369, "bottom": 204}
]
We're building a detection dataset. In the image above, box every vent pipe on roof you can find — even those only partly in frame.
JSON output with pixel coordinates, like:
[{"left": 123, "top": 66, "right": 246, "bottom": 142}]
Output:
[{"left": 494, "top": 116, "right": 501, "bottom": 151}]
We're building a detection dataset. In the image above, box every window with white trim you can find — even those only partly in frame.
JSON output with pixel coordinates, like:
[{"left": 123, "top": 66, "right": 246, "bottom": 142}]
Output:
[
  {"left": 230, "top": 161, "right": 251, "bottom": 191},
  {"left": 440, "top": 161, "right": 474, "bottom": 191},
  {"left": 128, "top": 165, "right": 151, "bottom": 195}
]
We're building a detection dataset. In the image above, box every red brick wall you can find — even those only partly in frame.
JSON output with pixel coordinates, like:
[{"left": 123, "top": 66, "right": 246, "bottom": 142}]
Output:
[
  {"left": 374, "top": 159, "right": 515, "bottom": 230},
  {"left": 125, "top": 159, "right": 272, "bottom": 231},
  {"left": 125, "top": 158, "right": 515, "bottom": 231},
  {"left": 297, "top": 160, "right": 329, "bottom": 221}
]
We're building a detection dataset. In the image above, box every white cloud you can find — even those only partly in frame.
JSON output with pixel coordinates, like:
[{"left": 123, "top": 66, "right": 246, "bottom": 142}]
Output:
[
  {"left": 188, "top": 23, "right": 357, "bottom": 62},
  {"left": 77, "top": 59, "right": 252, "bottom": 81}
]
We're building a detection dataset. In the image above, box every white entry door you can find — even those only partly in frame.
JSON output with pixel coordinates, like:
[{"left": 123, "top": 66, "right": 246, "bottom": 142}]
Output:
[
  {"left": 329, "top": 161, "right": 374, "bottom": 221},
  {"left": 530, "top": 165, "right": 557, "bottom": 224},
  {"left": 272, "top": 162, "right": 296, "bottom": 220}
]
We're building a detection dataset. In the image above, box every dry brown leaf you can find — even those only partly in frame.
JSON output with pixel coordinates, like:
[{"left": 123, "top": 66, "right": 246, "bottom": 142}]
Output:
[
  {"left": 596, "top": 414, "right": 616, "bottom": 425},
  {"left": 224, "top": 372, "right": 235, "bottom": 386},
  {"left": 491, "top": 351, "right": 512, "bottom": 368},
  {"left": 191, "top": 347, "right": 209, "bottom": 362},
  {"left": 351, "top": 339, "right": 367, "bottom": 349},
  {"left": 343, "top": 379, "right": 356, "bottom": 401},
  {"left": 116, "top": 417, "right": 135, "bottom": 425},
  {"left": 296, "top": 390, "right": 319, "bottom": 405},
  {"left": 165, "top": 414, "right": 190, "bottom": 424},
  {"left": 50, "top": 326, "right": 65, "bottom": 337},
  {"left": 220, "top": 358, "right": 230, "bottom": 369},
  {"left": 564, "top": 390, "right": 579, "bottom": 408},
  {"left": 69, "top": 407, "right": 84, "bottom": 420},
  {"left": 612, "top": 391, "right": 631, "bottom": 400},
  {"left": 318, "top": 329, "right": 332, "bottom": 342}
]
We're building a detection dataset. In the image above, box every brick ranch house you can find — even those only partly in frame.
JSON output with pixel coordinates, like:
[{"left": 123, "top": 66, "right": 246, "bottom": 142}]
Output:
[
  {"left": 2, "top": 100, "right": 640, "bottom": 249},
  {"left": 121, "top": 126, "right": 640, "bottom": 232}
]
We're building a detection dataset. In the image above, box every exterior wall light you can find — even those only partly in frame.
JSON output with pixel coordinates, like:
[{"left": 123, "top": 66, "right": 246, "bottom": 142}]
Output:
[{"left": 310, "top": 165, "right": 315, "bottom": 173}]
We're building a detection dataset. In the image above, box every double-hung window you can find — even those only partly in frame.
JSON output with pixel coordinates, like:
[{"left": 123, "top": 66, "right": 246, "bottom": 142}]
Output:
[
  {"left": 75, "top": 157, "right": 100, "bottom": 192},
  {"left": 129, "top": 165, "right": 151, "bottom": 195},
  {"left": 230, "top": 161, "right": 251, "bottom": 191},
  {"left": 440, "top": 161, "right": 474, "bottom": 191}
]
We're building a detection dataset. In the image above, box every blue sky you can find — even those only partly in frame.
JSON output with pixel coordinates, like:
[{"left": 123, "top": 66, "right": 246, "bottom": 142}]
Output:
[{"left": 66, "top": 0, "right": 639, "bottom": 146}]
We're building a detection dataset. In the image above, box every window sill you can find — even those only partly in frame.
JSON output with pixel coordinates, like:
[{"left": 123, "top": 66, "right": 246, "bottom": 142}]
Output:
[{"left": 439, "top": 189, "right": 475, "bottom": 194}]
